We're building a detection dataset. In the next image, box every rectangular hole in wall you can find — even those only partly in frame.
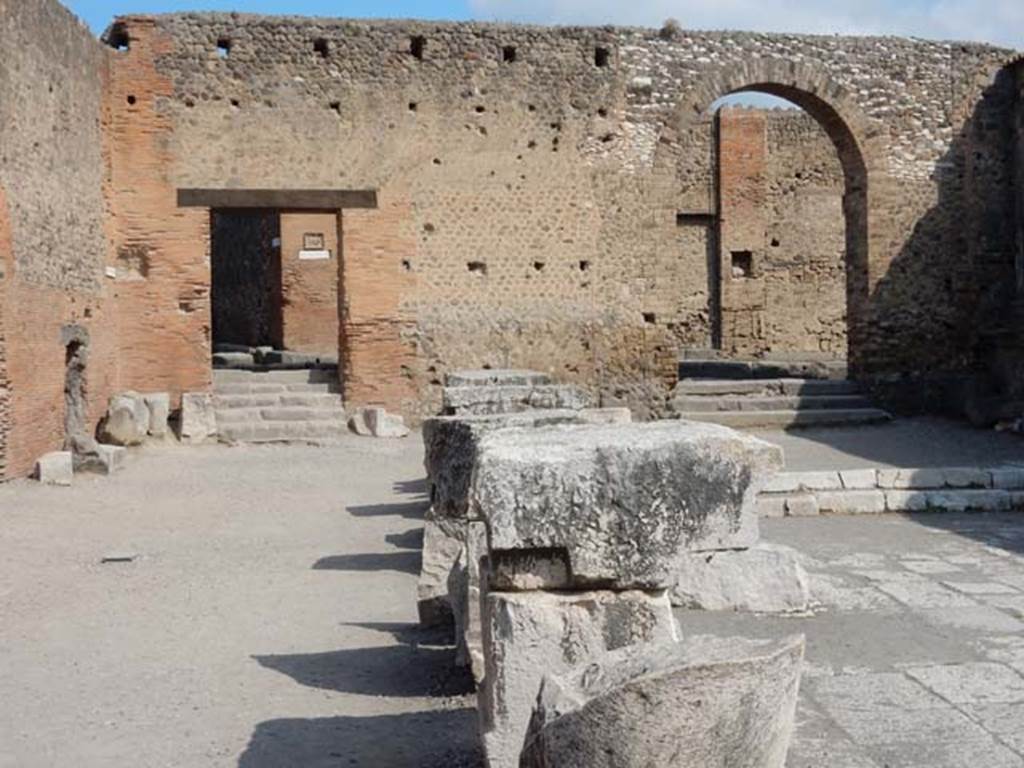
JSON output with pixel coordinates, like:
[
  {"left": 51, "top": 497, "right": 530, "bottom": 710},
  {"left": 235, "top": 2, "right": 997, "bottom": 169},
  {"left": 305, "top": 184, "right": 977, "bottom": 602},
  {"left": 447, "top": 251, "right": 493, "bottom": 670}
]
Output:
[
  {"left": 595, "top": 46, "right": 611, "bottom": 67},
  {"left": 502, "top": 45, "right": 517, "bottom": 63},
  {"left": 314, "top": 38, "right": 330, "bottom": 58},
  {"left": 731, "top": 250, "right": 753, "bottom": 279},
  {"left": 217, "top": 38, "right": 231, "bottom": 59},
  {"left": 411, "top": 36, "right": 426, "bottom": 60},
  {"left": 106, "top": 22, "right": 130, "bottom": 51},
  {"left": 467, "top": 261, "right": 487, "bottom": 276}
]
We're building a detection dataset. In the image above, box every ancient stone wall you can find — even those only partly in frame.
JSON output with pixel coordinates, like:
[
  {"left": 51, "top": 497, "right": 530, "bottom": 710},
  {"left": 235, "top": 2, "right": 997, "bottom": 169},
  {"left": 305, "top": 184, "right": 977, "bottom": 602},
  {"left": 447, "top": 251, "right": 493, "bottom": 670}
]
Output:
[
  {"left": 100, "top": 14, "right": 1018, "bottom": 420},
  {"left": 0, "top": 0, "right": 115, "bottom": 480},
  {"left": 717, "top": 108, "right": 845, "bottom": 357}
]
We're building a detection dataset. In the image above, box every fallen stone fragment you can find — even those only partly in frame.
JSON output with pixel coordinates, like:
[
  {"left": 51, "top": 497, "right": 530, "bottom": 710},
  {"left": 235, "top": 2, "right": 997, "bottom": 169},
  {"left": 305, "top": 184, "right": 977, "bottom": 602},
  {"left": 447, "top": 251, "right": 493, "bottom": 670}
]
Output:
[
  {"left": 519, "top": 634, "right": 805, "bottom": 768},
  {"left": 349, "top": 407, "right": 410, "bottom": 438},
  {"left": 35, "top": 451, "right": 73, "bottom": 486},
  {"left": 180, "top": 393, "right": 217, "bottom": 444},
  {"left": 670, "top": 543, "right": 811, "bottom": 613},
  {"left": 99, "top": 392, "right": 149, "bottom": 446},
  {"left": 143, "top": 392, "right": 170, "bottom": 437},
  {"left": 480, "top": 588, "right": 679, "bottom": 768},
  {"left": 470, "top": 421, "right": 782, "bottom": 589}
]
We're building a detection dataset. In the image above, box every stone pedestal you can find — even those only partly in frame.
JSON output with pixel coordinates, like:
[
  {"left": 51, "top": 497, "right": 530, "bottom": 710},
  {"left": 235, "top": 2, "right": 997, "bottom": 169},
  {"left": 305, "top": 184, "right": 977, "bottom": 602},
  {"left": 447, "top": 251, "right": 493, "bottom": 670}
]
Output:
[
  {"left": 479, "top": 589, "right": 679, "bottom": 768},
  {"left": 35, "top": 451, "right": 73, "bottom": 486}
]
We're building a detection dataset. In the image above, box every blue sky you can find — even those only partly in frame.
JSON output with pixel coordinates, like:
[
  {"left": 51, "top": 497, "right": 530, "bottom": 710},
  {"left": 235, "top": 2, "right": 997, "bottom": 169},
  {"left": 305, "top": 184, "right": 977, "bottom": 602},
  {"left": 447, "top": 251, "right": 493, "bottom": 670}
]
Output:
[{"left": 64, "top": 0, "right": 1024, "bottom": 49}]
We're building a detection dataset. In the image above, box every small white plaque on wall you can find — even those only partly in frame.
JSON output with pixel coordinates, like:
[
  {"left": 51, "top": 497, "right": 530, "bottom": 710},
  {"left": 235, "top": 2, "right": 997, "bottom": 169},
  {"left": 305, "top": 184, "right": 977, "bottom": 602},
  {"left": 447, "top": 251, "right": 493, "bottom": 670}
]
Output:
[{"left": 298, "top": 249, "right": 331, "bottom": 261}]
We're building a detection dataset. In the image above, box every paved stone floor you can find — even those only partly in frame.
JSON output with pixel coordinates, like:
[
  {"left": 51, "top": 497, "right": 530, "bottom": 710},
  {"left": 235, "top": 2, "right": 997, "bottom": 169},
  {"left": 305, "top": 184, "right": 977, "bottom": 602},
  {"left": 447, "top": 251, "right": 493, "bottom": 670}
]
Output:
[
  {"left": 756, "top": 416, "right": 1024, "bottom": 470},
  {"left": 1, "top": 433, "right": 1023, "bottom": 767}
]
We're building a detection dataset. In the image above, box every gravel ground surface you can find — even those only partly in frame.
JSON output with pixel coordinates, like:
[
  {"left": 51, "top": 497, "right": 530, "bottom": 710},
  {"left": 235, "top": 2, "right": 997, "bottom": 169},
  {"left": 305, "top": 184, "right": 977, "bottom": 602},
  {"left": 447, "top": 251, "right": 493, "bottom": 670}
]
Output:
[{"left": 1, "top": 431, "right": 1023, "bottom": 767}]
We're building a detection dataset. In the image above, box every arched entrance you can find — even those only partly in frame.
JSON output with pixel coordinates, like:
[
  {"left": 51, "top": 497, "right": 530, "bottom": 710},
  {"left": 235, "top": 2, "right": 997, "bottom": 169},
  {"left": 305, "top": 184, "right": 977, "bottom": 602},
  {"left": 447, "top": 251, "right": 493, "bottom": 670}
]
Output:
[{"left": 657, "top": 62, "right": 888, "bottom": 377}]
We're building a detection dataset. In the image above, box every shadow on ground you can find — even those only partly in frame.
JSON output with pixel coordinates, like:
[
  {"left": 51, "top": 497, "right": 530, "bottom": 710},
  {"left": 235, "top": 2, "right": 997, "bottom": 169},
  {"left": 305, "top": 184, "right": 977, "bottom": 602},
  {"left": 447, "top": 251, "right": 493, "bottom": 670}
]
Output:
[
  {"left": 346, "top": 500, "right": 429, "bottom": 520},
  {"left": 237, "top": 709, "right": 483, "bottom": 768},
  {"left": 312, "top": 550, "right": 422, "bottom": 574},
  {"left": 907, "top": 510, "right": 1024, "bottom": 556},
  {"left": 253, "top": 624, "right": 473, "bottom": 698}
]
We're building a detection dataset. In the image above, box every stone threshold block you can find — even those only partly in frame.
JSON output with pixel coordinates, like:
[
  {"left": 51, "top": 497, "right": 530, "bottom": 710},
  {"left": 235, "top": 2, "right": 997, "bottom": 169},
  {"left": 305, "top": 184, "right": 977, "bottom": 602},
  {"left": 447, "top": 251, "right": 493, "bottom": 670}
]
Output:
[
  {"left": 35, "top": 451, "right": 73, "bottom": 486},
  {"left": 520, "top": 634, "right": 805, "bottom": 768},
  {"left": 470, "top": 421, "right": 782, "bottom": 589},
  {"left": 479, "top": 588, "right": 679, "bottom": 768},
  {"left": 670, "top": 543, "right": 811, "bottom": 613}
]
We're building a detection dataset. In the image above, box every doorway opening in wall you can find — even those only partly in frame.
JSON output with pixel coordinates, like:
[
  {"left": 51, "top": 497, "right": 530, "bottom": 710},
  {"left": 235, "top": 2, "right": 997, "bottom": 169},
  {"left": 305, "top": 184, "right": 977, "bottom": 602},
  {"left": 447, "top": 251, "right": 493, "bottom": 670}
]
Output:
[
  {"left": 209, "top": 208, "right": 342, "bottom": 370},
  {"left": 703, "top": 90, "right": 851, "bottom": 372}
]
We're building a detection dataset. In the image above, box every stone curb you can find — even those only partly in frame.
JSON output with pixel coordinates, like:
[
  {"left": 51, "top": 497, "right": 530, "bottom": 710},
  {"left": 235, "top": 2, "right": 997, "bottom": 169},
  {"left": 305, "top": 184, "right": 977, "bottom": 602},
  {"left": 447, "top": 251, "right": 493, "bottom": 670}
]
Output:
[{"left": 758, "top": 465, "right": 1024, "bottom": 516}]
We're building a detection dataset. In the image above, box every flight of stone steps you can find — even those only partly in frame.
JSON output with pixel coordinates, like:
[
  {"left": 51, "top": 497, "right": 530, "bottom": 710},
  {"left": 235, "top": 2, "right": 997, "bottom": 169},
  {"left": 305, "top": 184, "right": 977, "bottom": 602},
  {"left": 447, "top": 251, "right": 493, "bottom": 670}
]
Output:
[
  {"left": 212, "top": 368, "right": 347, "bottom": 443},
  {"left": 670, "top": 356, "right": 891, "bottom": 429}
]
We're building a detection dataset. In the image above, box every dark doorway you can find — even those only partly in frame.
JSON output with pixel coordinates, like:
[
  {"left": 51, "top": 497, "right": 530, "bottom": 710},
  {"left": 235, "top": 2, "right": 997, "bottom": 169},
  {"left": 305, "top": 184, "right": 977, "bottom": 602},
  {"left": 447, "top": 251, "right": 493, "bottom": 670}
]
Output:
[{"left": 210, "top": 209, "right": 282, "bottom": 349}]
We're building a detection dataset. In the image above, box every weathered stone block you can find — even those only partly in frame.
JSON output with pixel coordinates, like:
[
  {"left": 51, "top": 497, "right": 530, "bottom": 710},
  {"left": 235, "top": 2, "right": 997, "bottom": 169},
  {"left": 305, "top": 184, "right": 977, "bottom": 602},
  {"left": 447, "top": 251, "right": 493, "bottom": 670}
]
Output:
[
  {"left": 763, "top": 471, "right": 841, "bottom": 493},
  {"left": 839, "top": 468, "right": 877, "bottom": 490},
  {"left": 885, "top": 490, "right": 931, "bottom": 512},
  {"left": 927, "top": 490, "right": 1011, "bottom": 512},
  {"left": 349, "top": 407, "right": 409, "bottom": 438},
  {"left": 991, "top": 467, "right": 1024, "bottom": 490},
  {"left": 479, "top": 588, "right": 679, "bottom": 768},
  {"left": 785, "top": 493, "right": 820, "bottom": 517},
  {"left": 180, "top": 393, "right": 217, "bottom": 444},
  {"left": 519, "top": 634, "right": 805, "bottom": 768},
  {"left": 442, "top": 383, "right": 590, "bottom": 416},
  {"left": 757, "top": 495, "right": 787, "bottom": 518},
  {"left": 143, "top": 392, "right": 170, "bottom": 437},
  {"left": 445, "top": 369, "right": 553, "bottom": 387},
  {"left": 35, "top": 451, "right": 73, "bottom": 486},
  {"left": 99, "top": 392, "right": 149, "bottom": 446},
  {"left": 417, "top": 517, "right": 462, "bottom": 627},
  {"left": 471, "top": 421, "right": 782, "bottom": 589},
  {"left": 422, "top": 409, "right": 607, "bottom": 521},
  {"left": 669, "top": 543, "right": 811, "bottom": 613},
  {"left": 816, "top": 490, "right": 886, "bottom": 515}
]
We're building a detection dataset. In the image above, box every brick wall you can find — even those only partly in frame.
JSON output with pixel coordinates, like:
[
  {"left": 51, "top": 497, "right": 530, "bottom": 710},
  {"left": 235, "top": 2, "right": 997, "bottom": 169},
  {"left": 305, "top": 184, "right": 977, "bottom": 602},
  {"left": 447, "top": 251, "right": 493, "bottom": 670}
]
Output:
[
  {"left": 280, "top": 211, "right": 340, "bottom": 358},
  {"left": 0, "top": 0, "right": 115, "bottom": 480},
  {"left": 93, "top": 14, "right": 1018, "bottom": 423}
]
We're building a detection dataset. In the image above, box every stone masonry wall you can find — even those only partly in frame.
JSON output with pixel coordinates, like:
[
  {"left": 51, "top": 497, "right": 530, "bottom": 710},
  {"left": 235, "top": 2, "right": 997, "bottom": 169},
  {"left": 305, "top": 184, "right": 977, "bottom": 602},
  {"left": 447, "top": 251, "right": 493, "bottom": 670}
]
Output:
[
  {"left": 0, "top": 0, "right": 115, "bottom": 480},
  {"left": 717, "top": 108, "right": 846, "bottom": 357},
  {"left": 101, "top": 14, "right": 1019, "bottom": 420}
]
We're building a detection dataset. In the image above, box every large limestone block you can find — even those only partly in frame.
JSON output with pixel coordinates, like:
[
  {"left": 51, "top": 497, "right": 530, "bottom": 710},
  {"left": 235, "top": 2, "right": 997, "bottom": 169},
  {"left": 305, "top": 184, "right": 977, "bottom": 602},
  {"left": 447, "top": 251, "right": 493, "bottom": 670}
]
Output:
[
  {"left": 471, "top": 421, "right": 782, "bottom": 589},
  {"left": 442, "top": 384, "right": 590, "bottom": 416},
  {"left": 480, "top": 588, "right": 679, "bottom": 768},
  {"left": 670, "top": 543, "right": 811, "bottom": 613},
  {"left": 180, "top": 393, "right": 217, "bottom": 444},
  {"left": 417, "top": 518, "right": 463, "bottom": 627},
  {"left": 446, "top": 369, "right": 553, "bottom": 387},
  {"left": 35, "top": 451, "right": 73, "bottom": 486},
  {"left": 99, "top": 392, "right": 149, "bottom": 446},
  {"left": 143, "top": 392, "right": 170, "bottom": 437},
  {"left": 519, "top": 634, "right": 805, "bottom": 768},
  {"left": 423, "top": 410, "right": 608, "bottom": 521}
]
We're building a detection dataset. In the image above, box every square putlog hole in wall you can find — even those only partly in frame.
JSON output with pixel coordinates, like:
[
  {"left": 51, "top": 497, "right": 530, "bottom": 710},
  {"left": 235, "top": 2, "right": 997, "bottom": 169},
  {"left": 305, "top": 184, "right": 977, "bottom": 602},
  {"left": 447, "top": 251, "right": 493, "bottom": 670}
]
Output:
[
  {"left": 731, "top": 250, "right": 754, "bottom": 279},
  {"left": 467, "top": 261, "right": 487, "bottom": 276},
  {"left": 411, "top": 36, "right": 427, "bottom": 60},
  {"left": 502, "top": 45, "right": 517, "bottom": 63},
  {"left": 216, "top": 38, "right": 231, "bottom": 59},
  {"left": 314, "top": 38, "right": 330, "bottom": 58},
  {"left": 595, "top": 47, "right": 611, "bottom": 67}
]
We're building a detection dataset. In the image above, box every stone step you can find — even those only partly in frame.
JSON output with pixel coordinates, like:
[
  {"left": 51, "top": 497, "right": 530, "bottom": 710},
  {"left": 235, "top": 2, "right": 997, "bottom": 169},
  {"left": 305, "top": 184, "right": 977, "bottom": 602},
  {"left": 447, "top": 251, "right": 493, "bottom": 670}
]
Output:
[
  {"left": 678, "top": 358, "right": 847, "bottom": 381},
  {"left": 218, "top": 419, "right": 349, "bottom": 444},
  {"left": 213, "top": 382, "right": 338, "bottom": 396},
  {"left": 213, "top": 392, "right": 343, "bottom": 409},
  {"left": 214, "top": 407, "right": 346, "bottom": 425},
  {"left": 673, "top": 378, "right": 861, "bottom": 397},
  {"left": 675, "top": 408, "right": 892, "bottom": 429},
  {"left": 672, "top": 395, "right": 873, "bottom": 413},
  {"left": 212, "top": 368, "right": 337, "bottom": 385}
]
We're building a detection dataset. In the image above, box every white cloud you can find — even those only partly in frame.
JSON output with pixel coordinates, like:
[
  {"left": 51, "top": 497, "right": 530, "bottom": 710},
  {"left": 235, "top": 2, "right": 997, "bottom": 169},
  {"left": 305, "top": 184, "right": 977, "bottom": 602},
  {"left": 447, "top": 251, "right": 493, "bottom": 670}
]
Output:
[{"left": 467, "top": 0, "right": 1024, "bottom": 50}]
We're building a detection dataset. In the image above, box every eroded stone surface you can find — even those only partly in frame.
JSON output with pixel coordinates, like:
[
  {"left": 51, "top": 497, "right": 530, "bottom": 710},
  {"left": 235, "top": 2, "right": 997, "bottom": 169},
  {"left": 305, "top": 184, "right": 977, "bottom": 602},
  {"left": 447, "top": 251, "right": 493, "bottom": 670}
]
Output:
[
  {"left": 417, "top": 518, "right": 462, "bottom": 627},
  {"left": 143, "top": 392, "right": 170, "bottom": 438},
  {"left": 479, "top": 588, "right": 679, "bottom": 768},
  {"left": 470, "top": 421, "right": 782, "bottom": 588},
  {"left": 670, "top": 543, "right": 811, "bottom": 613},
  {"left": 519, "top": 634, "right": 805, "bottom": 768},
  {"left": 180, "top": 393, "right": 217, "bottom": 444},
  {"left": 99, "top": 392, "right": 149, "bottom": 447},
  {"left": 445, "top": 370, "right": 553, "bottom": 388}
]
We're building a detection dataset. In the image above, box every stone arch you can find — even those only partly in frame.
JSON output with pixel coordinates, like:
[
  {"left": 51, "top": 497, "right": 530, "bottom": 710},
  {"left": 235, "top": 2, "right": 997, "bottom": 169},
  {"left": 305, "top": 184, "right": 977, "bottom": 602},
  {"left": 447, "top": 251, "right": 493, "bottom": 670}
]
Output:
[{"left": 656, "top": 59, "right": 890, "bottom": 375}]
